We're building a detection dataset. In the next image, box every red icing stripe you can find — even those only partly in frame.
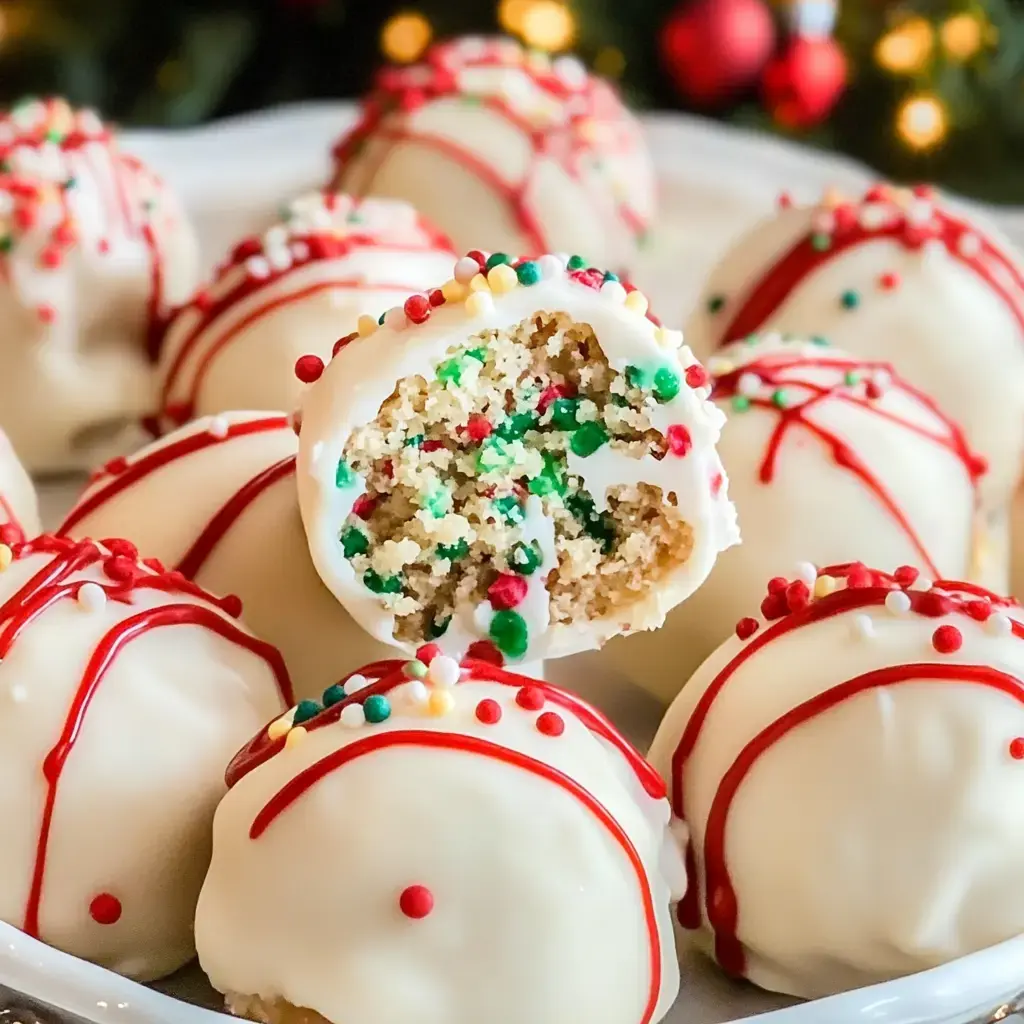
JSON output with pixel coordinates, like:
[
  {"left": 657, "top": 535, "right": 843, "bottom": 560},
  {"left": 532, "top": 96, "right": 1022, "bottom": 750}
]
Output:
[{"left": 249, "top": 728, "right": 663, "bottom": 1024}]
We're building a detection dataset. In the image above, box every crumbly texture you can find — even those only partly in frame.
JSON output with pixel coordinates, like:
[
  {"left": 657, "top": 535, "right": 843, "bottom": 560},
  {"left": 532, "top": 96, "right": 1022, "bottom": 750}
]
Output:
[
  {"left": 227, "top": 994, "right": 330, "bottom": 1024},
  {"left": 339, "top": 311, "right": 694, "bottom": 646}
]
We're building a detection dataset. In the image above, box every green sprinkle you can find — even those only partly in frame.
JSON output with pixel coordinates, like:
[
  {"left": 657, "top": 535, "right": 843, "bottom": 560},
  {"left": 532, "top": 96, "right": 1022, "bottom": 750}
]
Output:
[
  {"left": 811, "top": 335, "right": 830, "bottom": 347},
  {"left": 516, "top": 261, "right": 541, "bottom": 285},
  {"left": 603, "top": 271, "right": 620, "bottom": 283},
  {"left": 566, "top": 491, "right": 615, "bottom": 552},
  {"left": 437, "top": 538, "right": 469, "bottom": 562},
  {"left": 322, "top": 684, "right": 346, "bottom": 707},
  {"left": 496, "top": 412, "right": 537, "bottom": 441},
  {"left": 341, "top": 526, "right": 369, "bottom": 558},
  {"left": 0, "top": 237, "right": 12, "bottom": 253},
  {"left": 404, "top": 660, "right": 428, "bottom": 679},
  {"left": 610, "top": 393, "right": 629, "bottom": 406},
  {"left": 378, "top": 311, "right": 388, "bottom": 325},
  {"left": 363, "top": 694, "right": 392, "bottom": 724},
  {"left": 567, "top": 254, "right": 587, "bottom": 270},
  {"left": 45, "top": 129, "right": 64, "bottom": 144},
  {"left": 477, "top": 436, "right": 517, "bottom": 473},
  {"left": 811, "top": 233, "right": 832, "bottom": 252},
  {"left": 625, "top": 364, "right": 650, "bottom": 390},
  {"left": 466, "top": 347, "right": 488, "bottom": 362},
  {"left": 485, "top": 252, "right": 511, "bottom": 270},
  {"left": 528, "top": 452, "right": 566, "bottom": 497},
  {"left": 771, "top": 389, "right": 789, "bottom": 409},
  {"left": 493, "top": 495, "right": 524, "bottom": 525},
  {"left": 509, "top": 540, "right": 543, "bottom": 575},
  {"left": 437, "top": 358, "right": 463, "bottom": 386},
  {"left": 335, "top": 459, "right": 357, "bottom": 488},
  {"left": 292, "top": 699, "right": 321, "bottom": 725},
  {"left": 550, "top": 397, "right": 579, "bottom": 430},
  {"left": 428, "top": 615, "right": 452, "bottom": 639},
  {"left": 421, "top": 484, "right": 451, "bottom": 518},
  {"left": 843, "top": 371, "right": 859, "bottom": 386},
  {"left": 405, "top": 434, "right": 424, "bottom": 448},
  {"left": 570, "top": 421, "right": 609, "bottom": 458},
  {"left": 63, "top": 176, "right": 76, "bottom": 190},
  {"left": 363, "top": 569, "right": 402, "bottom": 595},
  {"left": 653, "top": 367, "right": 681, "bottom": 403},
  {"left": 731, "top": 395, "right": 751, "bottom": 412},
  {"left": 489, "top": 609, "right": 529, "bottom": 658},
  {"left": 707, "top": 295, "right": 726, "bottom": 314},
  {"left": 841, "top": 290, "right": 860, "bottom": 310}
]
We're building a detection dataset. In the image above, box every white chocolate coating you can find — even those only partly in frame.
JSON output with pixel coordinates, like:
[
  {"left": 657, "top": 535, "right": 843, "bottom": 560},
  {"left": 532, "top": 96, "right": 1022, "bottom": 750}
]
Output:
[
  {"left": 685, "top": 185, "right": 1024, "bottom": 511},
  {"left": 334, "top": 36, "right": 655, "bottom": 271},
  {"left": 58, "top": 411, "right": 398, "bottom": 700},
  {"left": 0, "top": 98, "right": 199, "bottom": 471},
  {"left": 296, "top": 254, "right": 738, "bottom": 663},
  {"left": 649, "top": 563, "right": 1024, "bottom": 999},
  {"left": 0, "top": 429, "right": 40, "bottom": 542},
  {"left": 609, "top": 335, "right": 994, "bottom": 701},
  {"left": 152, "top": 192, "right": 455, "bottom": 431},
  {"left": 196, "top": 659, "right": 683, "bottom": 1024},
  {"left": 0, "top": 536, "right": 289, "bottom": 981}
]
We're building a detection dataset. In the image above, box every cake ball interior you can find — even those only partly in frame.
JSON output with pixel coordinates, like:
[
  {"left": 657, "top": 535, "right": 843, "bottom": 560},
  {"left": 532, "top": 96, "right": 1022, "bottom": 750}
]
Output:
[{"left": 339, "top": 310, "right": 695, "bottom": 653}]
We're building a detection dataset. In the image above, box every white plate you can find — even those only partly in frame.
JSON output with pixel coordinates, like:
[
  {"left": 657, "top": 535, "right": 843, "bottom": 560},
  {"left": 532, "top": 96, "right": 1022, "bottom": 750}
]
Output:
[{"left": 7, "top": 105, "right": 1024, "bottom": 1024}]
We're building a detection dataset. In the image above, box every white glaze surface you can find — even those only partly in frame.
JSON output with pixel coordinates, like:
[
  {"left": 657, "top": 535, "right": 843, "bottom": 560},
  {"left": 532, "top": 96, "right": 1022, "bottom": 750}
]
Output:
[{"left": 0, "top": 430, "right": 41, "bottom": 540}]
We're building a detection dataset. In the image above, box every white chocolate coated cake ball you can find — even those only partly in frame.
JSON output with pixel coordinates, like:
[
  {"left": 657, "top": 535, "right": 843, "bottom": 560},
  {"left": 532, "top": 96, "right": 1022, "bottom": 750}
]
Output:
[
  {"left": 333, "top": 37, "right": 655, "bottom": 271},
  {"left": 650, "top": 562, "right": 1024, "bottom": 999},
  {"left": 151, "top": 192, "right": 455, "bottom": 432},
  {"left": 608, "top": 334, "right": 993, "bottom": 700},
  {"left": 0, "top": 535, "right": 290, "bottom": 981},
  {"left": 685, "top": 184, "right": 1024, "bottom": 512},
  {"left": 196, "top": 654, "right": 684, "bottom": 1024},
  {"left": 0, "top": 98, "right": 199, "bottom": 471},
  {"left": 296, "top": 252, "right": 738, "bottom": 666},
  {"left": 59, "top": 411, "right": 396, "bottom": 699}
]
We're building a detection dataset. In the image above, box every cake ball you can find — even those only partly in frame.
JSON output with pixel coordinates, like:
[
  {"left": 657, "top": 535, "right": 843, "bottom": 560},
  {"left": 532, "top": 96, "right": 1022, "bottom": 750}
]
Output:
[
  {"left": 333, "top": 36, "right": 655, "bottom": 271},
  {"left": 0, "top": 534, "right": 291, "bottom": 981},
  {"left": 649, "top": 561, "right": 1024, "bottom": 999},
  {"left": 0, "top": 429, "right": 40, "bottom": 543},
  {"left": 196, "top": 653, "right": 684, "bottom": 1024},
  {"left": 296, "top": 252, "right": 738, "bottom": 666},
  {"left": 686, "top": 184, "right": 1024, "bottom": 509},
  {"left": 0, "top": 97, "right": 199, "bottom": 471},
  {"left": 151, "top": 192, "right": 456, "bottom": 432},
  {"left": 608, "top": 334, "right": 992, "bottom": 700},
  {"left": 58, "top": 411, "right": 396, "bottom": 700}
]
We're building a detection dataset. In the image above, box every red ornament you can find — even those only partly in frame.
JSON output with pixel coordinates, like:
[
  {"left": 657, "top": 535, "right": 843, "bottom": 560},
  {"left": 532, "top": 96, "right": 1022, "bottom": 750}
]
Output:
[
  {"left": 763, "top": 35, "right": 847, "bottom": 130},
  {"left": 661, "top": 0, "right": 776, "bottom": 107}
]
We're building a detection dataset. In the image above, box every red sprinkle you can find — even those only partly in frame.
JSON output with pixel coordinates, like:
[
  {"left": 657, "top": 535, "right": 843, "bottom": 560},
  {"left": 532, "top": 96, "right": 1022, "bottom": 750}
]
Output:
[
  {"left": 37, "top": 304, "right": 56, "bottom": 324},
  {"left": 415, "top": 643, "right": 441, "bottom": 665},
  {"left": 736, "top": 617, "right": 759, "bottom": 640},
  {"left": 894, "top": 565, "right": 919, "bottom": 587},
  {"left": 777, "top": 192, "right": 794, "bottom": 209},
  {"left": 1010, "top": 738, "right": 1024, "bottom": 760},
  {"left": 489, "top": 574, "right": 528, "bottom": 610},
  {"left": 466, "top": 640, "right": 503, "bottom": 665},
  {"left": 466, "top": 249, "right": 487, "bottom": 269},
  {"left": 294, "top": 354, "right": 325, "bottom": 383},
  {"left": 221, "top": 594, "right": 244, "bottom": 619},
  {"left": 786, "top": 580, "right": 810, "bottom": 612},
  {"left": 966, "top": 599, "right": 992, "bottom": 621},
  {"left": 710, "top": 472, "right": 724, "bottom": 497},
  {"left": 536, "top": 711, "right": 565, "bottom": 737},
  {"left": 466, "top": 413, "right": 493, "bottom": 442},
  {"left": 516, "top": 685, "right": 545, "bottom": 711},
  {"left": 333, "top": 332, "right": 358, "bottom": 357},
  {"left": 404, "top": 294, "right": 432, "bottom": 325},
  {"left": 878, "top": 272, "right": 900, "bottom": 291},
  {"left": 40, "top": 247, "right": 62, "bottom": 269},
  {"left": 767, "top": 576, "right": 789, "bottom": 596},
  {"left": 537, "top": 382, "right": 576, "bottom": 413},
  {"left": 760, "top": 593, "right": 788, "bottom": 621},
  {"left": 475, "top": 698, "right": 502, "bottom": 725},
  {"left": 865, "top": 379, "right": 884, "bottom": 400},
  {"left": 666, "top": 424, "right": 692, "bottom": 457},
  {"left": 352, "top": 494, "right": 378, "bottom": 520},
  {"left": 685, "top": 364, "right": 709, "bottom": 389},
  {"left": 89, "top": 893, "right": 122, "bottom": 925},
  {"left": 103, "top": 456, "right": 129, "bottom": 477},
  {"left": 846, "top": 565, "right": 872, "bottom": 589},
  {"left": 97, "top": 238, "right": 111, "bottom": 255},
  {"left": 422, "top": 440, "right": 445, "bottom": 452},
  {"left": 399, "top": 885, "right": 434, "bottom": 919},
  {"left": 932, "top": 624, "right": 962, "bottom": 654},
  {"left": 428, "top": 288, "right": 446, "bottom": 307}
]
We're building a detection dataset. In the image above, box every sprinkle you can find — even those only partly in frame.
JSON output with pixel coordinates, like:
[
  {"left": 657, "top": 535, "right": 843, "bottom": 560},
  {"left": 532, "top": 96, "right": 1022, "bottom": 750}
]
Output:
[
  {"left": 292, "top": 700, "right": 321, "bottom": 725},
  {"left": 570, "top": 421, "right": 608, "bottom": 457},
  {"left": 894, "top": 565, "right": 919, "bottom": 587},
  {"left": 488, "top": 263, "right": 518, "bottom": 293},
  {"left": 653, "top": 367, "right": 681, "bottom": 403},
  {"left": 840, "top": 290, "right": 860, "bottom": 310},
  {"left": 416, "top": 643, "right": 441, "bottom": 665},
  {"left": 786, "top": 580, "right": 811, "bottom": 611},
  {"left": 246, "top": 256, "right": 271, "bottom": 279},
  {"left": 403, "top": 681, "right": 429, "bottom": 708},
  {"left": 509, "top": 540, "right": 543, "bottom": 575},
  {"left": 537, "top": 254, "right": 564, "bottom": 279},
  {"left": 468, "top": 273, "right": 490, "bottom": 293},
  {"left": 625, "top": 365, "right": 649, "bottom": 390},
  {"left": 932, "top": 624, "right": 962, "bottom": 654},
  {"left": 550, "top": 397, "right": 579, "bottom": 430},
  {"left": 793, "top": 562, "right": 817, "bottom": 586},
  {"left": 428, "top": 656, "right": 462, "bottom": 689},
  {"left": 437, "top": 539, "right": 470, "bottom": 562},
  {"left": 878, "top": 272, "right": 900, "bottom": 291},
  {"left": 77, "top": 582, "right": 106, "bottom": 612},
  {"left": 437, "top": 358, "right": 464, "bottom": 386},
  {"left": 851, "top": 614, "right": 875, "bottom": 640},
  {"left": 89, "top": 894, "right": 122, "bottom": 926},
  {"left": 958, "top": 233, "right": 982, "bottom": 258},
  {"left": 493, "top": 495, "right": 524, "bottom": 525},
  {"left": 466, "top": 291, "right": 493, "bottom": 316},
  {"left": 706, "top": 295, "right": 725, "bottom": 314},
  {"left": 404, "top": 294, "right": 431, "bottom": 324},
  {"left": 735, "top": 617, "right": 759, "bottom": 640},
  {"left": 340, "top": 704, "right": 366, "bottom": 728},
  {"left": 489, "top": 609, "right": 529, "bottom": 658},
  {"left": 442, "top": 279, "right": 468, "bottom": 303},
  {"left": 454, "top": 256, "right": 480, "bottom": 283},
  {"left": 814, "top": 575, "right": 837, "bottom": 599},
  {"left": 466, "top": 639, "right": 503, "bottom": 665},
  {"left": 666, "top": 424, "right": 692, "bottom": 457},
  {"left": 267, "top": 716, "right": 292, "bottom": 741},
  {"left": 567, "top": 254, "right": 587, "bottom": 270},
  {"left": 737, "top": 373, "right": 761, "bottom": 397},
  {"left": 513, "top": 260, "right": 540, "bottom": 285},
  {"left": 536, "top": 711, "right": 565, "bottom": 737},
  {"left": 207, "top": 416, "right": 230, "bottom": 439},
  {"left": 363, "top": 694, "right": 392, "bottom": 723},
  {"left": 488, "top": 573, "right": 529, "bottom": 610},
  {"left": 1010, "top": 738, "right": 1024, "bottom": 760},
  {"left": 357, "top": 314, "right": 378, "bottom": 337},
  {"left": 684, "top": 364, "right": 709, "bottom": 389},
  {"left": 352, "top": 494, "right": 378, "bottom": 520},
  {"left": 655, "top": 328, "right": 684, "bottom": 350},
  {"left": 285, "top": 725, "right": 307, "bottom": 748},
  {"left": 322, "top": 684, "right": 346, "bottom": 707},
  {"left": 485, "top": 252, "right": 511, "bottom": 270},
  {"left": 601, "top": 280, "right": 627, "bottom": 303},
  {"left": 516, "top": 686, "right": 545, "bottom": 711},
  {"left": 399, "top": 885, "right": 434, "bottom": 919},
  {"left": 731, "top": 396, "right": 751, "bottom": 412},
  {"left": 475, "top": 699, "right": 502, "bottom": 724},
  {"left": 466, "top": 413, "right": 493, "bottom": 441},
  {"left": 987, "top": 613, "right": 1013, "bottom": 638},
  {"left": 885, "top": 590, "right": 911, "bottom": 615},
  {"left": 404, "top": 659, "right": 428, "bottom": 679},
  {"left": 771, "top": 389, "right": 789, "bottom": 409},
  {"left": 428, "top": 689, "right": 455, "bottom": 716},
  {"left": 335, "top": 459, "right": 357, "bottom": 488},
  {"left": 363, "top": 569, "right": 402, "bottom": 595},
  {"left": 625, "top": 291, "right": 649, "bottom": 315}
]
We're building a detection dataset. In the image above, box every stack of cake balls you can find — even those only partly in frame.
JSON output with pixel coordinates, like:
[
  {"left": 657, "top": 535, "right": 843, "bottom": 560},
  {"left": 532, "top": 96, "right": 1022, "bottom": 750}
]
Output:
[{"left": 0, "top": 29, "right": 1021, "bottom": 1024}]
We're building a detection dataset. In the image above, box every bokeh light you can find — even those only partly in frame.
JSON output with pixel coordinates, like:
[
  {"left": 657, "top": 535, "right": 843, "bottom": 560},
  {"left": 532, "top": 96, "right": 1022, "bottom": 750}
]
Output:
[
  {"left": 875, "top": 16, "right": 934, "bottom": 75},
  {"left": 520, "top": 1, "right": 576, "bottom": 53},
  {"left": 381, "top": 11, "right": 432, "bottom": 64},
  {"left": 940, "top": 13, "right": 984, "bottom": 62},
  {"left": 896, "top": 93, "right": 949, "bottom": 151}
]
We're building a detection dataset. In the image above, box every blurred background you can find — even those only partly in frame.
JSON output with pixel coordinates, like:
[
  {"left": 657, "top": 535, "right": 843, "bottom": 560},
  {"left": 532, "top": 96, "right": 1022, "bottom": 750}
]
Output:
[{"left": 0, "top": 0, "right": 1020, "bottom": 201}]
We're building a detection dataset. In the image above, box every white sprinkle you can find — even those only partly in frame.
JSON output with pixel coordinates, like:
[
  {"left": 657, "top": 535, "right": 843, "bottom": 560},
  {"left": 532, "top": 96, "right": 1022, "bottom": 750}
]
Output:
[
  {"left": 912, "top": 577, "right": 933, "bottom": 592},
  {"left": 552, "top": 252, "right": 571, "bottom": 268},
  {"left": 760, "top": 331, "right": 784, "bottom": 347},
  {"left": 383, "top": 306, "right": 408, "bottom": 330},
  {"left": 859, "top": 203, "right": 890, "bottom": 231},
  {"left": 428, "top": 655, "right": 462, "bottom": 689},
  {"left": 905, "top": 199, "right": 934, "bottom": 227},
  {"left": 738, "top": 372, "right": 762, "bottom": 397},
  {"left": 208, "top": 415, "right": 230, "bottom": 439},
  {"left": 553, "top": 55, "right": 587, "bottom": 87},
  {"left": 246, "top": 256, "right": 271, "bottom": 280},
  {"left": 345, "top": 673, "right": 370, "bottom": 693},
  {"left": 77, "top": 582, "right": 107, "bottom": 612},
  {"left": 402, "top": 680, "right": 429, "bottom": 708},
  {"left": 851, "top": 614, "right": 875, "bottom": 640},
  {"left": 454, "top": 256, "right": 480, "bottom": 284},
  {"left": 264, "top": 225, "right": 288, "bottom": 249},
  {"left": 959, "top": 233, "right": 982, "bottom": 258},
  {"left": 601, "top": 280, "right": 627, "bottom": 303},
  {"left": 291, "top": 241, "right": 310, "bottom": 262},
  {"left": 794, "top": 561, "right": 818, "bottom": 586},
  {"left": 988, "top": 613, "right": 1013, "bottom": 638},
  {"left": 537, "top": 254, "right": 564, "bottom": 280},
  {"left": 340, "top": 704, "right": 366, "bottom": 728},
  {"left": 885, "top": 590, "right": 911, "bottom": 615},
  {"left": 266, "top": 245, "right": 292, "bottom": 272}
]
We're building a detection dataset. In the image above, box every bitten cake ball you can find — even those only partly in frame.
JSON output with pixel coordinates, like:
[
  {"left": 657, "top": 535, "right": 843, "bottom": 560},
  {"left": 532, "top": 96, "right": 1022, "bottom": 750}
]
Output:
[
  {"left": 609, "top": 334, "right": 993, "bottom": 700},
  {"left": 0, "top": 535, "right": 291, "bottom": 981},
  {"left": 686, "top": 184, "right": 1024, "bottom": 510},
  {"left": 333, "top": 36, "right": 655, "bottom": 271},
  {"left": 196, "top": 653, "right": 684, "bottom": 1024},
  {"left": 649, "top": 562, "right": 1024, "bottom": 999},
  {"left": 58, "top": 412, "right": 395, "bottom": 699},
  {"left": 0, "top": 98, "right": 199, "bottom": 471},
  {"left": 296, "top": 252, "right": 738, "bottom": 665},
  {"left": 151, "top": 192, "right": 455, "bottom": 432},
  {"left": 0, "top": 429, "right": 41, "bottom": 544}
]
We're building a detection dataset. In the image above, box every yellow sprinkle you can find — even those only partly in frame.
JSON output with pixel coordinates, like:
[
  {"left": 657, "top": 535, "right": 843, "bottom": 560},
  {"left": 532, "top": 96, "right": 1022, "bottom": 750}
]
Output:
[
  {"left": 428, "top": 689, "right": 455, "bottom": 717},
  {"left": 357, "top": 314, "right": 378, "bottom": 337},
  {"left": 624, "top": 290, "right": 648, "bottom": 316},
  {"left": 814, "top": 575, "right": 838, "bottom": 599},
  {"left": 655, "top": 327, "right": 684, "bottom": 350},
  {"left": 487, "top": 263, "right": 518, "bottom": 293},
  {"left": 0, "top": 545, "right": 12, "bottom": 572},
  {"left": 267, "top": 716, "right": 292, "bottom": 741},
  {"left": 465, "top": 291, "right": 493, "bottom": 317},
  {"left": 821, "top": 187, "right": 846, "bottom": 209},
  {"left": 469, "top": 273, "right": 490, "bottom": 293},
  {"left": 285, "top": 725, "right": 308, "bottom": 748},
  {"left": 441, "top": 278, "right": 467, "bottom": 302}
]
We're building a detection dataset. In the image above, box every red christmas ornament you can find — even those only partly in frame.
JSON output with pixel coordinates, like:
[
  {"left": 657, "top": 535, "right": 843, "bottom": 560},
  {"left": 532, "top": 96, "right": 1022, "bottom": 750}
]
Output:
[
  {"left": 763, "top": 35, "right": 847, "bottom": 129},
  {"left": 660, "top": 0, "right": 776, "bottom": 107}
]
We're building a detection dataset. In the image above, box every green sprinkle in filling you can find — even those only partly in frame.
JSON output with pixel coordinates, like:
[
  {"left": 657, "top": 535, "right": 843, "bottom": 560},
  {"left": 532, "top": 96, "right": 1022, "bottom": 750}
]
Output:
[
  {"left": 653, "top": 367, "right": 681, "bottom": 403},
  {"left": 341, "top": 526, "right": 369, "bottom": 558},
  {"left": 570, "top": 421, "right": 609, "bottom": 458},
  {"left": 493, "top": 495, "right": 525, "bottom": 525},
  {"left": 489, "top": 609, "right": 529, "bottom": 658},
  {"left": 421, "top": 485, "right": 451, "bottom": 518},
  {"left": 466, "top": 347, "right": 487, "bottom": 363},
  {"left": 509, "top": 540, "right": 543, "bottom": 575},
  {"left": 528, "top": 452, "right": 566, "bottom": 497},
  {"left": 437, "top": 358, "right": 463, "bottom": 386},
  {"left": 363, "top": 569, "right": 402, "bottom": 595},
  {"left": 335, "top": 459, "right": 357, "bottom": 488},
  {"left": 707, "top": 295, "right": 726, "bottom": 314},
  {"left": 477, "top": 436, "right": 517, "bottom": 473},
  {"left": 550, "top": 397, "right": 579, "bottom": 430},
  {"left": 485, "top": 252, "right": 511, "bottom": 270},
  {"left": 428, "top": 615, "right": 452, "bottom": 639},
  {"left": 437, "top": 539, "right": 469, "bottom": 562},
  {"left": 625, "top": 364, "right": 650, "bottom": 390},
  {"left": 496, "top": 412, "right": 537, "bottom": 441}
]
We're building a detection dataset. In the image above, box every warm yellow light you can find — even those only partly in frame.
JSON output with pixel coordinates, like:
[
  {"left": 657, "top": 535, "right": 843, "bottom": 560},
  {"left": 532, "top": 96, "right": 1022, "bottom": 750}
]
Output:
[
  {"left": 381, "top": 11, "right": 432, "bottom": 64},
  {"left": 940, "top": 13, "right": 984, "bottom": 61},
  {"left": 520, "top": 1, "right": 576, "bottom": 53},
  {"left": 875, "top": 16, "right": 934, "bottom": 75},
  {"left": 896, "top": 93, "right": 949, "bottom": 152},
  {"left": 594, "top": 45, "right": 626, "bottom": 79},
  {"left": 498, "top": 0, "right": 532, "bottom": 35}
]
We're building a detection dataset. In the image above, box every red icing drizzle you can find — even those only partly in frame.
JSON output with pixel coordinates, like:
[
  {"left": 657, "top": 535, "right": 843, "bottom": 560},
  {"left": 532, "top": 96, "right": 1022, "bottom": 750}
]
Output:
[
  {"left": 250, "top": 728, "right": 662, "bottom": 1024},
  {"left": 713, "top": 353, "right": 986, "bottom": 578},
  {"left": 717, "top": 189, "right": 1024, "bottom": 345},
  {"left": 0, "top": 494, "right": 26, "bottom": 545},
  {"left": 1, "top": 536, "right": 293, "bottom": 939},
  {"left": 670, "top": 562, "right": 1021, "bottom": 977},
  {"left": 334, "top": 39, "right": 648, "bottom": 255}
]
